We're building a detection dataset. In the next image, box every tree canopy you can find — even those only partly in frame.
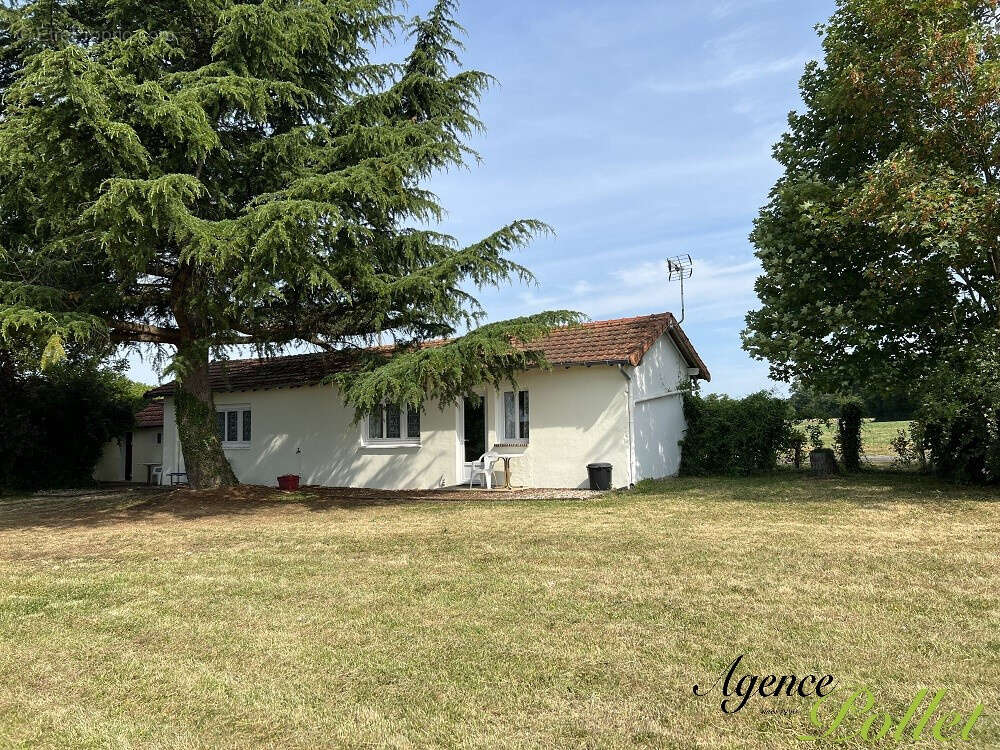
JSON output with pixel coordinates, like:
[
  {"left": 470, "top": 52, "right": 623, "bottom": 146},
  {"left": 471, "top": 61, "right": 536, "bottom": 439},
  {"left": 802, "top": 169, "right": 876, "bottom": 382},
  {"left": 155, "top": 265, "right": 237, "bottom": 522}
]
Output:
[
  {"left": 746, "top": 0, "right": 1000, "bottom": 390},
  {"left": 744, "top": 0, "right": 1000, "bottom": 479},
  {"left": 0, "top": 0, "right": 579, "bottom": 486}
]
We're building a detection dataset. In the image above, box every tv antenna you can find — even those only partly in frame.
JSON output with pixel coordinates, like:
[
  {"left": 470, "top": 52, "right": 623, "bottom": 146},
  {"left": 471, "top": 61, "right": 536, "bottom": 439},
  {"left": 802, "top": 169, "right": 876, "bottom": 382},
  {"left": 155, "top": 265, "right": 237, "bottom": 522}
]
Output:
[{"left": 666, "top": 254, "right": 694, "bottom": 325}]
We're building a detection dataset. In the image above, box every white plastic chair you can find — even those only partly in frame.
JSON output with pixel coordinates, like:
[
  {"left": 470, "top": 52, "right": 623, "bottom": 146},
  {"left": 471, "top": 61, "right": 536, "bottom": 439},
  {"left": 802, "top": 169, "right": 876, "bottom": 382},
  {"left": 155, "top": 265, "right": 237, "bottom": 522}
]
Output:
[
  {"left": 150, "top": 465, "right": 163, "bottom": 486},
  {"left": 469, "top": 451, "right": 499, "bottom": 489}
]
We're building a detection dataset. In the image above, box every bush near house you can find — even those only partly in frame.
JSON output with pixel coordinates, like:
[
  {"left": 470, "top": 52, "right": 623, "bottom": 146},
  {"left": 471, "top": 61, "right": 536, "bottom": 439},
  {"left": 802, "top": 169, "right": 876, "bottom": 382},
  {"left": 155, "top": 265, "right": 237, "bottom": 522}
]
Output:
[
  {"left": 680, "top": 391, "right": 793, "bottom": 476},
  {"left": 0, "top": 363, "right": 139, "bottom": 491}
]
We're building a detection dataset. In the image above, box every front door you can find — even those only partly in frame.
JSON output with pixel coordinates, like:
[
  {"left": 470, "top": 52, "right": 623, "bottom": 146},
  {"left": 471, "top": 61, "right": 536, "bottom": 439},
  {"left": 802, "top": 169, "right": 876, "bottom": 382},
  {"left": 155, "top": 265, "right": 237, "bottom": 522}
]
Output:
[{"left": 461, "top": 396, "right": 487, "bottom": 483}]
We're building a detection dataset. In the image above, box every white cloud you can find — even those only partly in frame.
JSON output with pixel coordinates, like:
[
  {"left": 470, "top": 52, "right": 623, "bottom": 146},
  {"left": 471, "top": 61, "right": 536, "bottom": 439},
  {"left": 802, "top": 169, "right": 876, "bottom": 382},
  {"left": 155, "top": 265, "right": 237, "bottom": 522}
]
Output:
[
  {"left": 607, "top": 258, "right": 761, "bottom": 321},
  {"left": 490, "top": 256, "right": 762, "bottom": 326},
  {"left": 640, "top": 20, "right": 813, "bottom": 96},
  {"left": 645, "top": 54, "right": 808, "bottom": 94},
  {"left": 710, "top": 0, "right": 781, "bottom": 20}
]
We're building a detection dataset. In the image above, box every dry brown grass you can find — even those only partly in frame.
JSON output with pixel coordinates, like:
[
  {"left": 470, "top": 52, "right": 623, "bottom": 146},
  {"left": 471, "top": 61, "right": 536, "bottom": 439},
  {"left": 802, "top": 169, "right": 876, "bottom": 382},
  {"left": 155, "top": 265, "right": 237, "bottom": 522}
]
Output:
[{"left": 0, "top": 473, "right": 997, "bottom": 749}]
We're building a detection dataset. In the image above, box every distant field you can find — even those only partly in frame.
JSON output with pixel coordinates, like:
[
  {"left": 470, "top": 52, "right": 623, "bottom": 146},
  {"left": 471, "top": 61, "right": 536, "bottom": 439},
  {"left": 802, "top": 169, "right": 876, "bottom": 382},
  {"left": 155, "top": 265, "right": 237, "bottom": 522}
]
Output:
[{"left": 800, "top": 419, "right": 912, "bottom": 457}]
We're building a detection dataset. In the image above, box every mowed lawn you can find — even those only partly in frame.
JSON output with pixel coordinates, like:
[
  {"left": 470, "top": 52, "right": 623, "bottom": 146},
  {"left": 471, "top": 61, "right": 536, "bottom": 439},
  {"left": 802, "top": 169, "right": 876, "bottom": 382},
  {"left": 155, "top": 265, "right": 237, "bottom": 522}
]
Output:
[{"left": 0, "top": 474, "right": 997, "bottom": 749}]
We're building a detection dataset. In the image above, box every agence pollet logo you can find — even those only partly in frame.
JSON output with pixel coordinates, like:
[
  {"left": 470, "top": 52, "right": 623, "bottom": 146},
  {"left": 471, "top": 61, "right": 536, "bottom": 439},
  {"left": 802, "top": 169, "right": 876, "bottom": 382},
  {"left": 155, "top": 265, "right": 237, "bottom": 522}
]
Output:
[{"left": 693, "top": 655, "right": 987, "bottom": 744}]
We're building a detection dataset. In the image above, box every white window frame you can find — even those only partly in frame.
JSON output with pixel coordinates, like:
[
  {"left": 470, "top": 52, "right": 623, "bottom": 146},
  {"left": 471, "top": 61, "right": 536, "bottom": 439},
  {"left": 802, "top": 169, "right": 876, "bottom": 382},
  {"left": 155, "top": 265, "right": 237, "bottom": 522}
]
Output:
[
  {"left": 363, "top": 403, "right": 422, "bottom": 447},
  {"left": 497, "top": 389, "right": 529, "bottom": 444},
  {"left": 216, "top": 404, "right": 252, "bottom": 449}
]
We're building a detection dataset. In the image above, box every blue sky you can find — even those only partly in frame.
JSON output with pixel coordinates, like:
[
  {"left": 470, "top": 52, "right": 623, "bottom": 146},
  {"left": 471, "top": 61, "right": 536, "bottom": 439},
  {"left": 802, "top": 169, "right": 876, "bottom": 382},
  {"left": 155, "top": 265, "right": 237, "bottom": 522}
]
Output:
[{"left": 127, "top": 0, "right": 834, "bottom": 395}]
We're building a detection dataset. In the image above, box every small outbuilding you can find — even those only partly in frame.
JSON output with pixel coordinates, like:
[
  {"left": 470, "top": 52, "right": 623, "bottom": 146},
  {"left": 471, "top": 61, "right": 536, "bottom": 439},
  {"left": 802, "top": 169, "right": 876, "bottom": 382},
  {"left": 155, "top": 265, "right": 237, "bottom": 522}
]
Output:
[{"left": 93, "top": 400, "right": 164, "bottom": 484}]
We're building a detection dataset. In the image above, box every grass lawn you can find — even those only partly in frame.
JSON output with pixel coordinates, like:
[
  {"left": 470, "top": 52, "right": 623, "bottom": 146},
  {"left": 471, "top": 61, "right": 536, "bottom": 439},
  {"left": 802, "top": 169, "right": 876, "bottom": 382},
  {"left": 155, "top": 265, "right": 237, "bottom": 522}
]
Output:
[
  {"left": 0, "top": 473, "right": 997, "bottom": 749},
  {"left": 802, "top": 419, "right": 912, "bottom": 457}
]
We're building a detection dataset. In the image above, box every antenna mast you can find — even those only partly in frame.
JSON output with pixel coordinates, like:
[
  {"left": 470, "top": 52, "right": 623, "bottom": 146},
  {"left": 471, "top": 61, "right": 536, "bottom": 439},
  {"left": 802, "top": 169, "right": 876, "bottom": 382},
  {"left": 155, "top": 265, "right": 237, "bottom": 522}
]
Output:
[{"left": 666, "top": 254, "right": 694, "bottom": 325}]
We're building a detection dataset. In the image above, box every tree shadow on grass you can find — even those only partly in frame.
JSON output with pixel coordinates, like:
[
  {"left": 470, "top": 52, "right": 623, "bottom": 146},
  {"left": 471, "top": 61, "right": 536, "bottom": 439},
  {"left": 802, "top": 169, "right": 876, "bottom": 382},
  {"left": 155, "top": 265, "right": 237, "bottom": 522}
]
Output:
[
  {"left": 2, "top": 471, "right": 995, "bottom": 532},
  {"left": 0, "top": 484, "right": 592, "bottom": 532}
]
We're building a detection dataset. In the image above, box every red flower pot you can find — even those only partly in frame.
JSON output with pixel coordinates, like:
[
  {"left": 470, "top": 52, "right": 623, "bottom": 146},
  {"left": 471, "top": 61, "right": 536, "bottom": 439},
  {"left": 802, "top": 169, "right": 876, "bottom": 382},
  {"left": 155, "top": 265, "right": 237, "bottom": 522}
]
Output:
[{"left": 277, "top": 474, "right": 300, "bottom": 491}]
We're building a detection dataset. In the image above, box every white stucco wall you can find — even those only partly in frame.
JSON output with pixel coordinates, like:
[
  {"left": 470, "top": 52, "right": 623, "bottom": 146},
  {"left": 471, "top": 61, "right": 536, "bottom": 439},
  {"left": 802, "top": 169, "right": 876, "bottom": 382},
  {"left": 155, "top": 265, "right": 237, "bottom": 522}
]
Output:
[
  {"left": 93, "top": 439, "right": 124, "bottom": 481},
  {"left": 163, "top": 387, "right": 458, "bottom": 490},
  {"left": 160, "top": 363, "right": 635, "bottom": 490},
  {"left": 163, "top": 398, "right": 180, "bottom": 479},
  {"left": 629, "top": 333, "right": 692, "bottom": 481},
  {"left": 480, "top": 365, "right": 632, "bottom": 489},
  {"left": 130, "top": 428, "right": 163, "bottom": 482},
  {"left": 92, "top": 427, "right": 163, "bottom": 482}
]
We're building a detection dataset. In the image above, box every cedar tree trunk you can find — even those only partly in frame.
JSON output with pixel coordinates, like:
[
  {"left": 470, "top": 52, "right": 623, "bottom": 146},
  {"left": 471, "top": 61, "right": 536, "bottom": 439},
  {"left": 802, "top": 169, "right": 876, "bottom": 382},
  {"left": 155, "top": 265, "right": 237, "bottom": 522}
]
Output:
[{"left": 173, "top": 341, "right": 238, "bottom": 489}]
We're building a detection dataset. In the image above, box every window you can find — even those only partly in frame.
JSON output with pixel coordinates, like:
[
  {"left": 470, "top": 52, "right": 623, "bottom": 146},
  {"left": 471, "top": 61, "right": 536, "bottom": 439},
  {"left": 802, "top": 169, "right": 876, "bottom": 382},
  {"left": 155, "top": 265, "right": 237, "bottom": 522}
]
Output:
[
  {"left": 502, "top": 389, "right": 529, "bottom": 442},
  {"left": 156, "top": 432, "right": 162, "bottom": 445},
  {"left": 407, "top": 406, "right": 421, "bottom": 438},
  {"left": 365, "top": 404, "right": 421, "bottom": 445},
  {"left": 386, "top": 404, "right": 401, "bottom": 439},
  {"left": 216, "top": 406, "right": 251, "bottom": 448},
  {"left": 368, "top": 407, "right": 383, "bottom": 439}
]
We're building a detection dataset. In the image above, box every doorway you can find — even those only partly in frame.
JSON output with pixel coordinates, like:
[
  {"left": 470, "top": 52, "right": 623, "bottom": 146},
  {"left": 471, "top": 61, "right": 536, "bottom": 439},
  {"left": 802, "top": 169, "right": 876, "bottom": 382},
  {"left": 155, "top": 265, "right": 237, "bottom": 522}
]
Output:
[
  {"left": 124, "top": 432, "right": 133, "bottom": 481},
  {"left": 461, "top": 395, "right": 487, "bottom": 483}
]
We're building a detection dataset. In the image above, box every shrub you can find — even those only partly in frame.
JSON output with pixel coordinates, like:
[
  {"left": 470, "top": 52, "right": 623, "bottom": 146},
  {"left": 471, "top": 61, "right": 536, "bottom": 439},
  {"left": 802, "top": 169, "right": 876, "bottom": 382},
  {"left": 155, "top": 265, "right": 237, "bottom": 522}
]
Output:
[
  {"left": 786, "top": 428, "right": 807, "bottom": 468},
  {"left": 0, "top": 363, "right": 138, "bottom": 491},
  {"left": 914, "top": 331, "right": 1000, "bottom": 483},
  {"left": 805, "top": 421, "right": 826, "bottom": 450},
  {"left": 680, "top": 391, "right": 794, "bottom": 476},
  {"left": 889, "top": 428, "right": 917, "bottom": 467},
  {"left": 836, "top": 400, "right": 864, "bottom": 471}
]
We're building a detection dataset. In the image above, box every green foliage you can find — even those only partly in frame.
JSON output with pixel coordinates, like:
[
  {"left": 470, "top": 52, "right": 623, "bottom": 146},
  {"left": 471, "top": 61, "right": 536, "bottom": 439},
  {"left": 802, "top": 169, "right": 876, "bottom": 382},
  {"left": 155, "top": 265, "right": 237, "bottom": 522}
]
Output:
[
  {"left": 680, "top": 392, "right": 794, "bottom": 476},
  {"left": 333, "top": 311, "right": 581, "bottom": 416},
  {"left": 743, "top": 0, "right": 1000, "bottom": 421},
  {"left": 889, "top": 424, "right": 925, "bottom": 468},
  {"left": 788, "top": 384, "right": 843, "bottom": 421},
  {"left": 0, "top": 0, "right": 567, "bottom": 361},
  {"left": 0, "top": 362, "right": 136, "bottom": 490},
  {"left": 789, "top": 382, "right": 915, "bottom": 422},
  {"left": 0, "top": 0, "right": 579, "bottom": 485},
  {"left": 915, "top": 330, "right": 1000, "bottom": 483},
  {"left": 786, "top": 427, "right": 807, "bottom": 468},
  {"left": 861, "top": 391, "right": 916, "bottom": 423},
  {"left": 836, "top": 400, "right": 863, "bottom": 471}
]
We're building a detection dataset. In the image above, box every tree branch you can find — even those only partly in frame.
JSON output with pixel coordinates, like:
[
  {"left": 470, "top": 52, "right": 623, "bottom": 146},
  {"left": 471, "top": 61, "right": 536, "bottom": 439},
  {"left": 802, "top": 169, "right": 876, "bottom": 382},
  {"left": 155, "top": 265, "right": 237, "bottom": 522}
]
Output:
[{"left": 110, "top": 321, "right": 181, "bottom": 345}]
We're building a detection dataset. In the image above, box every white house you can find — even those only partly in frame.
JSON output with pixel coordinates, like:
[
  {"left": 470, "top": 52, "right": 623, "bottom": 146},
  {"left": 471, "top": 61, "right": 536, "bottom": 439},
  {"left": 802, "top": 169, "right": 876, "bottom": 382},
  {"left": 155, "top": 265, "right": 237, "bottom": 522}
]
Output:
[
  {"left": 93, "top": 401, "right": 164, "bottom": 484},
  {"left": 147, "top": 313, "right": 710, "bottom": 490}
]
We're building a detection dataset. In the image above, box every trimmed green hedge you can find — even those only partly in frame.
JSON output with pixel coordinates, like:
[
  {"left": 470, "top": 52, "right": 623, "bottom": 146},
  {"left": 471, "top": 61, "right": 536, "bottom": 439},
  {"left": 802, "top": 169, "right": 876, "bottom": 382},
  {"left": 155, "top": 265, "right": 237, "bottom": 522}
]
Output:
[{"left": 680, "top": 391, "right": 794, "bottom": 476}]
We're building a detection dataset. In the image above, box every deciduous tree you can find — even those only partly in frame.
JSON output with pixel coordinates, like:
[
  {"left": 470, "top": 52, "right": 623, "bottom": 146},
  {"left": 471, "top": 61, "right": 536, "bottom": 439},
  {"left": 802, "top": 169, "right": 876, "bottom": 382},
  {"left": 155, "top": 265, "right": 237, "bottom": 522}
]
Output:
[{"left": 744, "top": 0, "right": 1000, "bottom": 478}]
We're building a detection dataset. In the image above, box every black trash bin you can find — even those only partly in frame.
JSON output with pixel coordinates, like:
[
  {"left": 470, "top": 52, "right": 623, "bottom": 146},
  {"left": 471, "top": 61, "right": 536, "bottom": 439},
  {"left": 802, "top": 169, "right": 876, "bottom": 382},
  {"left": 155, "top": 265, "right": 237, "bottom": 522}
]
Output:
[{"left": 587, "top": 463, "right": 613, "bottom": 491}]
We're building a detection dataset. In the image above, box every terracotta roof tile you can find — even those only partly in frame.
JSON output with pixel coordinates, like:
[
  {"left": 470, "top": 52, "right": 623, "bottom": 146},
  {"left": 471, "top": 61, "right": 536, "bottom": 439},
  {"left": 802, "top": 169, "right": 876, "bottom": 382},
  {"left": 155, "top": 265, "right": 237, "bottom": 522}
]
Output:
[
  {"left": 146, "top": 313, "right": 709, "bottom": 398},
  {"left": 135, "top": 400, "right": 164, "bottom": 428}
]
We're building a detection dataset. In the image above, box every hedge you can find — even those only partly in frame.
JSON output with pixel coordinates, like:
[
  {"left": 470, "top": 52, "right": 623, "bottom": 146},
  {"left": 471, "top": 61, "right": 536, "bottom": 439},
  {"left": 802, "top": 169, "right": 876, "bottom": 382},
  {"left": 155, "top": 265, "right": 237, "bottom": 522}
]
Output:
[{"left": 679, "top": 391, "right": 794, "bottom": 476}]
